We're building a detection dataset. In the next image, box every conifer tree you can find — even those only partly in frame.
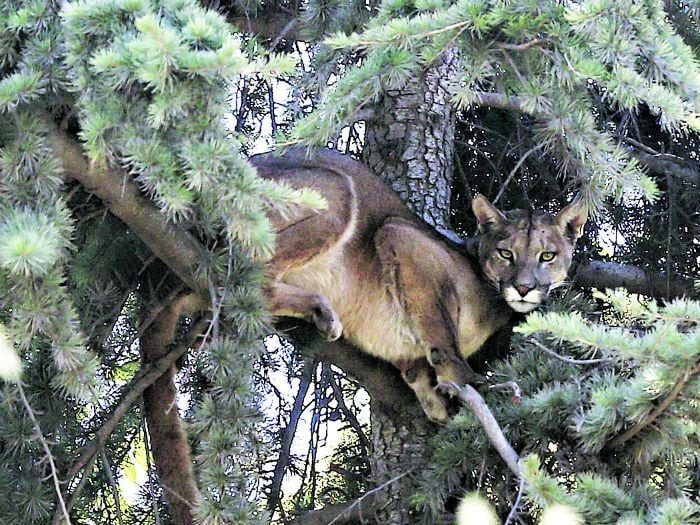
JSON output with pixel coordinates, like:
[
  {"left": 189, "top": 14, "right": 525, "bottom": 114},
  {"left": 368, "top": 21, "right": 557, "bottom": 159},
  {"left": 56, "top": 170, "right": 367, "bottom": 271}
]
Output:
[{"left": 1, "top": 0, "right": 700, "bottom": 524}]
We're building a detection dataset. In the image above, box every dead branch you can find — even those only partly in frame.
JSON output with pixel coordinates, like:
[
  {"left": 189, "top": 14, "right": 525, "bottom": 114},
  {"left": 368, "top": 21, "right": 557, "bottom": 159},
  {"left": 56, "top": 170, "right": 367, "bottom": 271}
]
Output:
[{"left": 438, "top": 382, "right": 522, "bottom": 477}]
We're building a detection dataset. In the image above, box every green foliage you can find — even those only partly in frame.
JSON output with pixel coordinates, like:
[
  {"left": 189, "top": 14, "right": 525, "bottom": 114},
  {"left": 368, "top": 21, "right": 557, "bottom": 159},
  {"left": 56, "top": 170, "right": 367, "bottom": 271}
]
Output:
[
  {"left": 0, "top": 0, "right": 320, "bottom": 523},
  {"left": 290, "top": 0, "right": 700, "bottom": 210},
  {"left": 417, "top": 291, "right": 700, "bottom": 523}
]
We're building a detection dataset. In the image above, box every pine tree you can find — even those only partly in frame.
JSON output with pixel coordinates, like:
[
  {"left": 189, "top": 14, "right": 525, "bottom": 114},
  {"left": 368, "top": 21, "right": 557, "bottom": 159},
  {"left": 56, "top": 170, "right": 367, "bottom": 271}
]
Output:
[{"left": 2, "top": 0, "right": 700, "bottom": 524}]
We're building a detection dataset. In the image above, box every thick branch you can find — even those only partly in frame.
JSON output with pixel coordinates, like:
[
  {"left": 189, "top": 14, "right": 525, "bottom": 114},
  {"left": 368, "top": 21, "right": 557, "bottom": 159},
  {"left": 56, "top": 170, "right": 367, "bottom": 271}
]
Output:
[
  {"left": 46, "top": 124, "right": 206, "bottom": 294},
  {"left": 574, "top": 261, "right": 695, "bottom": 300}
]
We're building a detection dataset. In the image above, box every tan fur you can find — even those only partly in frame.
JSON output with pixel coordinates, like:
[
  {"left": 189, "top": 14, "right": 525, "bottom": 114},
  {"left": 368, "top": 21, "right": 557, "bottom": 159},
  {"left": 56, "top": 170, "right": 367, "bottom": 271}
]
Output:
[{"left": 253, "top": 149, "right": 587, "bottom": 422}]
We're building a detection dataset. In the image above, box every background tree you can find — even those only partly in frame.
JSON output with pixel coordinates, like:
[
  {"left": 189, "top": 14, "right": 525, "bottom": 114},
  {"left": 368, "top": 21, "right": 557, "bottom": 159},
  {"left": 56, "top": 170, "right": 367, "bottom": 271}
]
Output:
[{"left": 1, "top": 1, "right": 699, "bottom": 525}]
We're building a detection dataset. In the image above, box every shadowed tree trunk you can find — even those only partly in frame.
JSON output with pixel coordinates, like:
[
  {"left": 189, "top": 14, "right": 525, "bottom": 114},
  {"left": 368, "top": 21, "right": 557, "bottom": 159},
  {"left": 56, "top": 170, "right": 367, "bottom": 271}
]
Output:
[{"left": 360, "top": 48, "right": 458, "bottom": 524}]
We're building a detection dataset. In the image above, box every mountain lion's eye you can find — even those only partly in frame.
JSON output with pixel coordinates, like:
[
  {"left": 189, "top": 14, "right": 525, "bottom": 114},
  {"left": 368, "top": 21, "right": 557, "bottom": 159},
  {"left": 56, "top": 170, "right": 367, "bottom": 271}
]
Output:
[
  {"left": 540, "top": 251, "right": 557, "bottom": 262},
  {"left": 497, "top": 249, "right": 513, "bottom": 260}
]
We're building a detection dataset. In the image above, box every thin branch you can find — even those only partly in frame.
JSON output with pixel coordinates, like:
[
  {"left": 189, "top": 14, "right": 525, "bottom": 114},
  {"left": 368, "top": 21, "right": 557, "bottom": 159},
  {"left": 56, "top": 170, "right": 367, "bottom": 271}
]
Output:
[
  {"left": 496, "top": 38, "right": 546, "bottom": 51},
  {"left": 490, "top": 381, "right": 523, "bottom": 401},
  {"left": 266, "top": 360, "right": 314, "bottom": 514},
  {"left": 288, "top": 470, "right": 412, "bottom": 525},
  {"left": 326, "top": 365, "right": 371, "bottom": 455},
  {"left": 142, "top": 415, "right": 163, "bottom": 525},
  {"left": 504, "top": 474, "right": 526, "bottom": 525},
  {"left": 327, "top": 471, "right": 412, "bottom": 525},
  {"left": 493, "top": 143, "right": 543, "bottom": 204},
  {"left": 438, "top": 382, "right": 522, "bottom": 477},
  {"left": 52, "top": 454, "right": 98, "bottom": 525},
  {"left": 99, "top": 448, "right": 124, "bottom": 525},
  {"left": 66, "top": 316, "right": 210, "bottom": 481},
  {"left": 529, "top": 338, "right": 613, "bottom": 365},
  {"left": 17, "top": 381, "right": 72, "bottom": 525},
  {"left": 606, "top": 361, "right": 700, "bottom": 448}
]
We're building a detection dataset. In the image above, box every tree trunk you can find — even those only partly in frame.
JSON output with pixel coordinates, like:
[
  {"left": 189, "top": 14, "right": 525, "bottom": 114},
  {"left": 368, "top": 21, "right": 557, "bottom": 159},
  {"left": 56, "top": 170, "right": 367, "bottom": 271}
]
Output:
[
  {"left": 362, "top": 47, "right": 457, "bottom": 230},
  {"left": 361, "top": 48, "right": 458, "bottom": 523}
]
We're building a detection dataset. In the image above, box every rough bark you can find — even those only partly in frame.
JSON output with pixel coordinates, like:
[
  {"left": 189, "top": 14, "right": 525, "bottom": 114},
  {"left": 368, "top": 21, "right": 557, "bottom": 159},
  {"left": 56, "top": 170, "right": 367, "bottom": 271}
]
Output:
[
  {"left": 574, "top": 261, "right": 696, "bottom": 300},
  {"left": 141, "top": 295, "right": 205, "bottom": 525},
  {"left": 360, "top": 47, "right": 459, "bottom": 524},
  {"left": 362, "top": 47, "right": 457, "bottom": 230}
]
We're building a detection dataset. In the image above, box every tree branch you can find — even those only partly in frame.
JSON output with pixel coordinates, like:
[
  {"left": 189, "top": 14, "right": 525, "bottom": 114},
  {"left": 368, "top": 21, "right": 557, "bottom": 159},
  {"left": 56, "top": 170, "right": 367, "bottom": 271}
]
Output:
[
  {"left": 574, "top": 261, "right": 696, "bottom": 300},
  {"left": 226, "top": 12, "right": 302, "bottom": 42},
  {"left": 620, "top": 136, "right": 700, "bottom": 184},
  {"left": 606, "top": 361, "right": 700, "bottom": 449},
  {"left": 266, "top": 360, "right": 314, "bottom": 514},
  {"left": 46, "top": 123, "right": 207, "bottom": 294},
  {"left": 286, "top": 472, "right": 411, "bottom": 525},
  {"left": 438, "top": 382, "right": 522, "bottom": 477},
  {"left": 471, "top": 92, "right": 530, "bottom": 113}
]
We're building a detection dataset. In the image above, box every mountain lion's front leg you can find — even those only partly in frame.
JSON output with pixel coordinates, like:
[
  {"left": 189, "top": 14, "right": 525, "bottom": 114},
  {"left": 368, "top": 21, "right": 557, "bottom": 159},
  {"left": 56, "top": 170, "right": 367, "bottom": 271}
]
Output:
[
  {"left": 375, "top": 218, "right": 472, "bottom": 411},
  {"left": 266, "top": 282, "right": 343, "bottom": 341}
]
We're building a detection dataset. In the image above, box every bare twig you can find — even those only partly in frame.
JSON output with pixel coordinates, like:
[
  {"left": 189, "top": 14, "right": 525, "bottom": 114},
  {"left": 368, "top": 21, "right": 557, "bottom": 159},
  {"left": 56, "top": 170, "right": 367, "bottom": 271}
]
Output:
[
  {"left": 99, "top": 448, "right": 124, "bottom": 525},
  {"left": 17, "top": 381, "right": 72, "bottom": 525},
  {"left": 438, "top": 382, "right": 522, "bottom": 477},
  {"left": 529, "top": 338, "right": 613, "bottom": 365},
  {"left": 325, "top": 471, "right": 413, "bottom": 525},
  {"left": 493, "top": 144, "right": 543, "bottom": 204},
  {"left": 505, "top": 474, "right": 526, "bottom": 525},
  {"left": 327, "top": 365, "right": 371, "bottom": 454},
  {"left": 490, "top": 381, "right": 523, "bottom": 401},
  {"left": 142, "top": 416, "right": 162, "bottom": 525},
  {"left": 496, "top": 38, "right": 546, "bottom": 51},
  {"left": 606, "top": 361, "right": 700, "bottom": 448}
]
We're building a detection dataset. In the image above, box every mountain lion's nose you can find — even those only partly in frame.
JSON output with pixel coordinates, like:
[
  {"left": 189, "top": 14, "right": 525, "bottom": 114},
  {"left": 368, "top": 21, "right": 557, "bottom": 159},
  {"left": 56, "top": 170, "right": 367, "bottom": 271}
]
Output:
[{"left": 515, "top": 285, "right": 534, "bottom": 297}]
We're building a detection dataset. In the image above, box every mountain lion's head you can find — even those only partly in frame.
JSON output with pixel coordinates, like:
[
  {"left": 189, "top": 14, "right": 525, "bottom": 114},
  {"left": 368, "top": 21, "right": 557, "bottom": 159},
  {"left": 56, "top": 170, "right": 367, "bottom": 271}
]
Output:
[{"left": 472, "top": 195, "right": 587, "bottom": 313}]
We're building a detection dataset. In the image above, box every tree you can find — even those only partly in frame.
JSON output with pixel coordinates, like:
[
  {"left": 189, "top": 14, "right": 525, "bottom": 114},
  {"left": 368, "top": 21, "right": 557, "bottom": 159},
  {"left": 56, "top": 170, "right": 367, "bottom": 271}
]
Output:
[{"left": 0, "top": 1, "right": 699, "bottom": 525}]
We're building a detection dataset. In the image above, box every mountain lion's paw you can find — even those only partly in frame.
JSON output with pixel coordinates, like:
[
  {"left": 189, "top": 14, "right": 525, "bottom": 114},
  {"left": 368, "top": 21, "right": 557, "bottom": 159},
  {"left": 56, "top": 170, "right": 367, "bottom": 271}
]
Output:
[{"left": 311, "top": 304, "right": 343, "bottom": 341}]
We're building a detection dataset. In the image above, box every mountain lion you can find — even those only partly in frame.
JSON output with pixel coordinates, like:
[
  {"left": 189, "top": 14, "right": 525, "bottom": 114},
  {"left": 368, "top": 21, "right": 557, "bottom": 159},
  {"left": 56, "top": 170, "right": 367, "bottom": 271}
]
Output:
[{"left": 254, "top": 149, "right": 587, "bottom": 422}]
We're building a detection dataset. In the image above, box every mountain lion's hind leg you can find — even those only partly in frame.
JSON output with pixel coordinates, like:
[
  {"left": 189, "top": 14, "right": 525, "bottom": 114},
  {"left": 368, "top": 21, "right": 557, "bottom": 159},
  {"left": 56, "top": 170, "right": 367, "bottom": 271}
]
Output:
[
  {"left": 267, "top": 208, "right": 350, "bottom": 341},
  {"left": 266, "top": 282, "right": 342, "bottom": 341},
  {"left": 396, "top": 359, "right": 449, "bottom": 423}
]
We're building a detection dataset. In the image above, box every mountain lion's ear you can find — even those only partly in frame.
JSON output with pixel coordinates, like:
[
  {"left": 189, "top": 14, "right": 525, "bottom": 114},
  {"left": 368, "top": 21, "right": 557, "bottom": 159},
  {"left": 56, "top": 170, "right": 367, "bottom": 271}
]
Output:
[
  {"left": 472, "top": 194, "right": 506, "bottom": 232},
  {"left": 556, "top": 199, "right": 588, "bottom": 241}
]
